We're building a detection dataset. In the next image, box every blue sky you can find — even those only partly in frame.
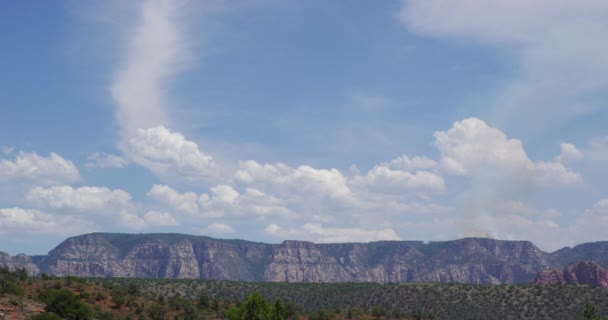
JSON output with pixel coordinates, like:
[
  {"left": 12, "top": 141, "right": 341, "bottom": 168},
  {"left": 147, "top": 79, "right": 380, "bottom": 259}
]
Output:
[{"left": 2, "top": 0, "right": 608, "bottom": 254}]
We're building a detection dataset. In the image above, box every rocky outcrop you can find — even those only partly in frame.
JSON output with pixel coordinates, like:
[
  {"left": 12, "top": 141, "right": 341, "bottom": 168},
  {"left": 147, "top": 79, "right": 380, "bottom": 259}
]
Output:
[
  {"left": 0, "top": 251, "right": 41, "bottom": 275},
  {"left": 534, "top": 261, "right": 608, "bottom": 288},
  {"left": 4, "top": 233, "right": 608, "bottom": 284}
]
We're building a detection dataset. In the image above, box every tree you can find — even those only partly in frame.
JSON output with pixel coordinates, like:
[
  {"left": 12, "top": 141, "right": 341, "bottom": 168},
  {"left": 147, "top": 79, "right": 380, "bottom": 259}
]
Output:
[
  {"left": 583, "top": 303, "right": 601, "bottom": 320},
  {"left": 111, "top": 289, "right": 127, "bottom": 308},
  {"left": 347, "top": 308, "right": 363, "bottom": 320},
  {"left": 127, "top": 282, "right": 141, "bottom": 296},
  {"left": 43, "top": 289, "right": 92, "bottom": 320},
  {"left": 197, "top": 293, "right": 210, "bottom": 310},
  {"left": 273, "top": 298, "right": 287, "bottom": 320},
  {"left": 226, "top": 293, "right": 272, "bottom": 320},
  {"left": 308, "top": 309, "right": 334, "bottom": 320},
  {"left": 285, "top": 302, "right": 299, "bottom": 320},
  {"left": 242, "top": 293, "right": 272, "bottom": 320},
  {"left": 149, "top": 302, "right": 167, "bottom": 320},
  {"left": 371, "top": 306, "right": 387, "bottom": 318}
]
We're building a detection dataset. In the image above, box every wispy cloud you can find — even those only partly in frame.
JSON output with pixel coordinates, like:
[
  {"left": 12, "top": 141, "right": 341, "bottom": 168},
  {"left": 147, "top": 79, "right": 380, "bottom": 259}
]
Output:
[
  {"left": 110, "top": 0, "right": 189, "bottom": 139},
  {"left": 398, "top": 0, "right": 608, "bottom": 128},
  {"left": 109, "top": 0, "right": 218, "bottom": 183}
]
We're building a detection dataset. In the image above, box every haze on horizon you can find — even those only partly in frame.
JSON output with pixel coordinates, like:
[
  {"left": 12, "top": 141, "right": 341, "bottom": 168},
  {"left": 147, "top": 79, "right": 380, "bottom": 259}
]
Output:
[{"left": 2, "top": 0, "right": 608, "bottom": 255}]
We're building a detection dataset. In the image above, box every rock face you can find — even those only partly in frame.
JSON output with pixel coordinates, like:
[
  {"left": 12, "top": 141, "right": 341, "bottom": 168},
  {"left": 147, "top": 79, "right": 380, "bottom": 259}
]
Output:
[
  {"left": 0, "top": 251, "right": 41, "bottom": 275},
  {"left": 3, "top": 233, "right": 608, "bottom": 284},
  {"left": 534, "top": 261, "right": 608, "bottom": 288}
]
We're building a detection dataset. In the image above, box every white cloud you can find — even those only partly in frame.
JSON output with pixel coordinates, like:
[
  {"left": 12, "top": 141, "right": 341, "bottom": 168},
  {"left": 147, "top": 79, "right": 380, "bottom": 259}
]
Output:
[
  {"left": 434, "top": 118, "right": 582, "bottom": 186},
  {"left": 555, "top": 143, "right": 583, "bottom": 162},
  {"left": 236, "top": 188, "right": 293, "bottom": 217},
  {"left": 0, "top": 151, "right": 81, "bottom": 186},
  {"left": 119, "top": 211, "right": 148, "bottom": 230},
  {"left": 353, "top": 164, "right": 445, "bottom": 194},
  {"left": 264, "top": 223, "right": 400, "bottom": 243},
  {"left": 108, "top": 1, "right": 218, "bottom": 183},
  {"left": 147, "top": 184, "right": 199, "bottom": 215},
  {"left": 26, "top": 186, "right": 132, "bottom": 212},
  {"left": 86, "top": 152, "right": 128, "bottom": 168},
  {"left": 434, "top": 118, "right": 533, "bottom": 175},
  {"left": 24, "top": 185, "right": 149, "bottom": 231},
  {"left": 388, "top": 155, "right": 438, "bottom": 171},
  {"left": 235, "top": 160, "right": 353, "bottom": 201},
  {"left": 534, "top": 161, "right": 583, "bottom": 186},
  {"left": 124, "top": 126, "right": 217, "bottom": 182},
  {"left": 147, "top": 184, "right": 292, "bottom": 219},
  {"left": 399, "top": 1, "right": 608, "bottom": 122},
  {"left": 202, "top": 222, "right": 235, "bottom": 236},
  {"left": 209, "top": 185, "right": 239, "bottom": 204},
  {"left": 111, "top": 0, "right": 189, "bottom": 138},
  {"left": 144, "top": 210, "right": 178, "bottom": 226},
  {"left": 0, "top": 207, "right": 95, "bottom": 235}
]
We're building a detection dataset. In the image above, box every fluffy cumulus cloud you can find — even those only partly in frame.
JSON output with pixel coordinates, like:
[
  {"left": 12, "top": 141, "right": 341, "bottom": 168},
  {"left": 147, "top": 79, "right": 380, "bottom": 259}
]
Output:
[
  {"left": 398, "top": 1, "right": 608, "bottom": 122},
  {"left": 24, "top": 185, "right": 150, "bottom": 230},
  {"left": 264, "top": 223, "right": 400, "bottom": 243},
  {"left": 534, "top": 161, "right": 584, "bottom": 186},
  {"left": 147, "top": 184, "right": 292, "bottom": 219},
  {"left": 0, "top": 207, "right": 94, "bottom": 235},
  {"left": 10, "top": 116, "right": 587, "bottom": 249},
  {"left": 109, "top": 0, "right": 218, "bottom": 185},
  {"left": 147, "top": 184, "right": 199, "bottom": 215},
  {"left": 556, "top": 143, "right": 583, "bottom": 163},
  {"left": 434, "top": 118, "right": 533, "bottom": 175},
  {"left": 233, "top": 160, "right": 446, "bottom": 222},
  {"left": 123, "top": 126, "right": 217, "bottom": 182},
  {"left": 235, "top": 161, "right": 353, "bottom": 201},
  {"left": 434, "top": 118, "right": 582, "bottom": 186},
  {"left": 26, "top": 186, "right": 132, "bottom": 212},
  {"left": 144, "top": 210, "right": 178, "bottom": 226},
  {"left": 352, "top": 163, "right": 445, "bottom": 194},
  {"left": 0, "top": 151, "right": 80, "bottom": 186}
]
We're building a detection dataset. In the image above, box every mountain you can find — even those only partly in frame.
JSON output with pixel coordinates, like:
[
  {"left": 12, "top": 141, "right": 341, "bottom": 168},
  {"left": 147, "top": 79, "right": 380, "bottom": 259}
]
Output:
[
  {"left": 534, "top": 260, "right": 608, "bottom": 288},
  {"left": 2, "top": 232, "right": 608, "bottom": 284}
]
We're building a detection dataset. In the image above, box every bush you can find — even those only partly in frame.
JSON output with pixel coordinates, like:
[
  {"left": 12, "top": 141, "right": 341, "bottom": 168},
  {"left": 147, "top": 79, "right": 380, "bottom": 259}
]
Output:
[
  {"left": 309, "top": 309, "right": 335, "bottom": 320},
  {"left": 40, "top": 288, "right": 92, "bottom": 320},
  {"left": 226, "top": 293, "right": 272, "bottom": 320},
  {"left": 111, "top": 288, "right": 128, "bottom": 308},
  {"left": 148, "top": 302, "right": 167, "bottom": 320},
  {"left": 0, "top": 267, "right": 25, "bottom": 297},
  {"left": 197, "top": 293, "right": 210, "bottom": 310},
  {"left": 31, "top": 313, "right": 62, "bottom": 320},
  {"left": 371, "top": 306, "right": 387, "bottom": 318}
]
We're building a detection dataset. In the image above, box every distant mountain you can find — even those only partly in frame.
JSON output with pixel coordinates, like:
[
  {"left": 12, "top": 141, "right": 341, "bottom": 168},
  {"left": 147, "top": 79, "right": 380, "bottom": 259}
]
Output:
[
  {"left": 3, "top": 233, "right": 608, "bottom": 284},
  {"left": 534, "top": 260, "right": 608, "bottom": 288}
]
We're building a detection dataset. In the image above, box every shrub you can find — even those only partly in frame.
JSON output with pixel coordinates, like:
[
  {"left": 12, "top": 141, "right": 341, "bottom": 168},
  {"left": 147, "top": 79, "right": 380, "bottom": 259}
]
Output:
[
  {"left": 40, "top": 288, "right": 92, "bottom": 320},
  {"left": 31, "top": 313, "right": 62, "bottom": 320}
]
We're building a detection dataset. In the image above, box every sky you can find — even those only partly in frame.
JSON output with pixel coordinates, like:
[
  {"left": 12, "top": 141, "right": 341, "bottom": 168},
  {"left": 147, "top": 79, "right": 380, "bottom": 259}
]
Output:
[{"left": 2, "top": 0, "right": 608, "bottom": 254}]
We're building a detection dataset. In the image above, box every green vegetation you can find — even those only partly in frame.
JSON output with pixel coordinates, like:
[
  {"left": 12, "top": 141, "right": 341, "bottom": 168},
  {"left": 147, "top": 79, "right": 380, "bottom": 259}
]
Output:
[
  {"left": 583, "top": 302, "right": 608, "bottom": 320},
  {"left": 105, "top": 278, "right": 608, "bottom": 319},
  {"left": 0, "top": 267, "right": 26, "bottom": 297},
  {"left": 30, "top": 313, "right": 62, "bottom": 320},
  {"left": 38, "top": 288, "right": 92, "bottom": 319},
  {"left": 2, "top": 268, "right": 608, "bottom": 319}
]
